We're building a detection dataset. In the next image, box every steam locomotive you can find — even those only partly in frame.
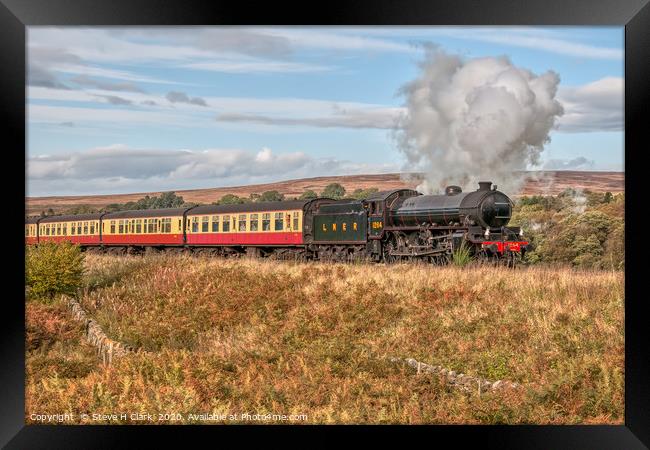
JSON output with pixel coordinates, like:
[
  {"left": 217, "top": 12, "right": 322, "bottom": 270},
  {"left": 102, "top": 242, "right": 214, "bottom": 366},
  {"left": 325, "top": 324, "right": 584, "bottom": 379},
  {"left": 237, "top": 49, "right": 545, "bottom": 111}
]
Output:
[{"left": 25, "top": 181, "right": 528, "bottom": 264}]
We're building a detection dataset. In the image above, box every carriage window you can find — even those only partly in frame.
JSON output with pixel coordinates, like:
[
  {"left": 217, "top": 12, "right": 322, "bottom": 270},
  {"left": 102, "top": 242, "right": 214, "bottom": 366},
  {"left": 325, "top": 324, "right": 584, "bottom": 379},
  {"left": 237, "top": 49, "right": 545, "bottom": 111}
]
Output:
[
  {"left": 63, "top": 224, "right": 67, "bottom": 236},
  {"left": 162, "top": 218, "right": 172, "bottom": 233},
  {"left": 222, "top": 215, "right": 230, "bottom": 232},
  {"left": 274, "top": 212, "right": 283, "bottom": 231},
  {"left": 191, "top": 217, "right": 199, "bottom": 233},
  {"left": 211, "top": 216, "right": 219, "bottom": 232},
  {"left": 293, "top": 212, "right": 299, "bottom": 230},
  {"left": 262, "top": 213, "right": 271, "bottom": 231},
  {"left": 250, "top": 214, "right": 259, "bottom": 232},
  {"left": 201, "top": 216, "right": 209, "bottom": 233},
  {"left": 118, "top": 220, "right": 124, "bottom": 234},
  {"left": 149, "top": 219, "right": 157, "bottom": 234},
  {"left": 25, "top": 226, "right": 28, "bottom": 237},
  {"left": 77, "top": 222, "right": 82, "bottom": 235},
  {"left": 239, "top": 214, "right": 247, "bottom": 232},
  {"left": 136, "top": 219, "right": 142, "bottom": 234},
  {"left": 71, "top": 223, "right": 76, "bottom": 235},
  {"left": 90, "top": 222, "right": 95, "bottom": 234}
]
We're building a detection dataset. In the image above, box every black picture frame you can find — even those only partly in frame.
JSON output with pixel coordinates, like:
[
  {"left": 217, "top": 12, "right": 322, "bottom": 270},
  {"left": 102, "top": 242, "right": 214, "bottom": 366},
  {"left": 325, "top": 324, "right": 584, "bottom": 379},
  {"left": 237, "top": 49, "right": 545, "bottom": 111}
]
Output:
[{"left": 2, "top": 0, "right": 648, "bottom": 447}]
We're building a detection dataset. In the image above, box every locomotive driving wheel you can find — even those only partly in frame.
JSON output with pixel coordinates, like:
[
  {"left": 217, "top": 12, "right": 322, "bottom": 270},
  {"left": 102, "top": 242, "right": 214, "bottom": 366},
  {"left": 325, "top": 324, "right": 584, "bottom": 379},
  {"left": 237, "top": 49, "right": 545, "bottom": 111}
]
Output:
[{"left": 382, "top": 235, "right": 398, "bottom": 264}]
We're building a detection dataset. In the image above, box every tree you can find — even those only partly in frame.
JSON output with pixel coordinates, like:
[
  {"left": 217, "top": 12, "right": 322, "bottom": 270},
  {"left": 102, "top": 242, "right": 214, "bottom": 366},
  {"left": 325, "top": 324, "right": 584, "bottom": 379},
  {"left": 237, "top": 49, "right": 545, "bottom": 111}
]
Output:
[
  {"left": 321, "top": 183, "right": 346, "bottom": 199},
  {"left": 151, "top": 191, "right": 185, "bottom": 209},
  {"left": 258, "top": 190, "right": 285, "bottom": 202},
  {"left": 299, "top": 190, "right": 318, "bottom": 200},
  {"left": 350, "top": 187, "right": 379, "bottom": 200},
  {"left": 217, "top": 194, "right": 247, "bottom": 205}
]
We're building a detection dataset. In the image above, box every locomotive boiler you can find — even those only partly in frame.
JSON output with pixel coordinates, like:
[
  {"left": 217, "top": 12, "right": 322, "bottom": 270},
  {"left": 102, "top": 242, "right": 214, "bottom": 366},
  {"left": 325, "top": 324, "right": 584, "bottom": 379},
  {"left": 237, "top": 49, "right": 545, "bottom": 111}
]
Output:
[{"left": 389, "top": 181, "right": 512, "bottom": 228}]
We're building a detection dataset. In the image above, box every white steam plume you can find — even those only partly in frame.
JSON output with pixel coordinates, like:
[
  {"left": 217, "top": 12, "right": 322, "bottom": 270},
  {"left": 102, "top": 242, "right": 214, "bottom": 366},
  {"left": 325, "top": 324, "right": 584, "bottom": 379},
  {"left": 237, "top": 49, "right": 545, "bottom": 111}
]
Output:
[{"left": 394, "top": 45, "right": 564, "bottom": 195}]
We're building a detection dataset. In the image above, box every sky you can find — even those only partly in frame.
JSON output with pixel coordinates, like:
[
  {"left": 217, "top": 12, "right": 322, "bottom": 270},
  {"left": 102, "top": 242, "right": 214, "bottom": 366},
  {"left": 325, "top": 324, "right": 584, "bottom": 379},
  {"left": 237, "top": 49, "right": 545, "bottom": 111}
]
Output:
[{"left": 26, "top": 26, "right": 624, "bottom": 196}]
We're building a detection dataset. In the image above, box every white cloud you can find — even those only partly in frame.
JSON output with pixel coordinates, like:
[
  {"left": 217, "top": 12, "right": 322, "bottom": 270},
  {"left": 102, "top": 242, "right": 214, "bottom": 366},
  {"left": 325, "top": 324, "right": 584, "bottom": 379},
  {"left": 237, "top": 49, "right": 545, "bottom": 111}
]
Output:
[
  {"left": 256, "top": 28, "right": 414, "bottom": 53},
  {"left": 27, "top": 145, "right": 399, "bottom": 196},
  {"left": 216, "top": 106, "right": 404, "bottom": 129},
  {"left": 28, "top": 104, "right": 207, "bottom": 128},
  {"left": 184, "top": 59, "right": 332, "bottom": 74},
  {"left": 337, "top": 27, "right": 623, "bottom": 60},
  {"left": 543, "top": 156, "right": 595, "bottom": 170},
  {"left": 557, "top": 77, "right": 623, "bottom": 132}
]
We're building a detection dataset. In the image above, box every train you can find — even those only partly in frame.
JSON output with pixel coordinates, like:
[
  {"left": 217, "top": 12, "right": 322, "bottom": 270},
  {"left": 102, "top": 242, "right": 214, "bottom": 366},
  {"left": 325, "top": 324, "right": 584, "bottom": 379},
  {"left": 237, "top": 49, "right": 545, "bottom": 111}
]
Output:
[{"left": 25, "top": 181, "right": 529, "bottom": 264}]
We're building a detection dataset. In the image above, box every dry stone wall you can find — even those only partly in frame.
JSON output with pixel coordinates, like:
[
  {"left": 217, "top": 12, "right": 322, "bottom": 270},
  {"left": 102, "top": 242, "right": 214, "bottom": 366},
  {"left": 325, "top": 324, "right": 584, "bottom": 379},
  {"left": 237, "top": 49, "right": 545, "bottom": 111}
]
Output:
[
  {"left": 63, "top": 295, "right": 146, "bottom": 365},
  {"left": 389, "top": 357, "right": 522, "bottom": 395}
]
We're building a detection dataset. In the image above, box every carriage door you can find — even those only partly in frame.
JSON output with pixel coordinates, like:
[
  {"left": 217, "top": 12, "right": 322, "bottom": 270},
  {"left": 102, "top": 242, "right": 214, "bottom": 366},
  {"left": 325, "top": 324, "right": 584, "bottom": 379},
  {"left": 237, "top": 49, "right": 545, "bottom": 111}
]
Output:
[{"left": 368, "top": 201, "right": 384, "bottom": 239}]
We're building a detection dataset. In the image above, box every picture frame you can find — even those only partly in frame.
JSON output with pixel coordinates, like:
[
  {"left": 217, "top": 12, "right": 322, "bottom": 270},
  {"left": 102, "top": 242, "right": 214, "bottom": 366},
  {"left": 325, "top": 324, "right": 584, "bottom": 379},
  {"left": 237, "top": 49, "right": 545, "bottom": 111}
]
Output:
[{"left": 3, "top": 0, "right": 648, "bottom": 447}]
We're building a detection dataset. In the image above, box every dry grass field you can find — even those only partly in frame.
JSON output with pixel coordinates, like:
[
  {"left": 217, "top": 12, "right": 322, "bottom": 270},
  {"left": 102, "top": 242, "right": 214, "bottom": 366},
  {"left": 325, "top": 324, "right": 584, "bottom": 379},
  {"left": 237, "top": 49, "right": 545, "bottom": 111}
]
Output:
[
  {"left": 26, "top": 171, "right": 624, "bottom": 215},
  {"left": 25, "top": 254, "right": 624, "bottom": 424}
]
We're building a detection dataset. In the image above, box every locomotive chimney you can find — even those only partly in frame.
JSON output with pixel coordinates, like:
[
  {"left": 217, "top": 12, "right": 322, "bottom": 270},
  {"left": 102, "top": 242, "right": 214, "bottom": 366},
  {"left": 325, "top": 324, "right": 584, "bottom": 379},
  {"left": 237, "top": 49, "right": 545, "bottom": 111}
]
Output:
[{"left": 478, "top": 181, "right": 492, "bottom": 191}]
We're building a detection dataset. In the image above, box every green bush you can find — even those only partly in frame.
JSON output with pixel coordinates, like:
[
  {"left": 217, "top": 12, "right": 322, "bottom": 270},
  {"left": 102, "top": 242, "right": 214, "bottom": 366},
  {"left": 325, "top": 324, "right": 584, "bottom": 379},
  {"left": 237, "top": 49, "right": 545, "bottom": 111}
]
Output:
[
  {"left": 26, "top": 242, "right": 85, "bottom": 301},
  {"left": 510, "top": 192, "right": 624, "bottom": 269}
]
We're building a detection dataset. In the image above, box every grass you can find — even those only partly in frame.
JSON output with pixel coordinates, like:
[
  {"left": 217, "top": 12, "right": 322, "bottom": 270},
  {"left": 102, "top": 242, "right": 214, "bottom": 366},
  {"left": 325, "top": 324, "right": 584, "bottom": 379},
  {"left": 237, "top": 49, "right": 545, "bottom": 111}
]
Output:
[
  {"left": 25, "top": 254, "right": 624, "bottom": 424},
  {"left": 452, "top": 242, "right": 472, "bottom": 267}
]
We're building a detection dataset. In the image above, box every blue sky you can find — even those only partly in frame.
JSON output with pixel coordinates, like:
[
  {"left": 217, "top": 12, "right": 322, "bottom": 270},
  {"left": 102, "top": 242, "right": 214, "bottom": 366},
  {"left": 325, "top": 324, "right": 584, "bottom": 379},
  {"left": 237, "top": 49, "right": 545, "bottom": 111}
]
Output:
[{"left": 27, "top": 27, "right": 624, "bottom": 196}]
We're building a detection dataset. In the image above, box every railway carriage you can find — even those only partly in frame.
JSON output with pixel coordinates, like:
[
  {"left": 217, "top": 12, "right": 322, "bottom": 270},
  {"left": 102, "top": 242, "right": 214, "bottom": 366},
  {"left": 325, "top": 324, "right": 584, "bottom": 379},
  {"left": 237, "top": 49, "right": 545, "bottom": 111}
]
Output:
[
  {"left": 101, "top": 208, "right": 186, "bottom": 248},
  {"left": 25, "top": 217, "right": 39, "bottom": 245},
  {"left": 36, "top": 213, "right": 102, "bottom": 246},
  {"left": 185, "top": 199, "right": 334, "bottom": 257}
]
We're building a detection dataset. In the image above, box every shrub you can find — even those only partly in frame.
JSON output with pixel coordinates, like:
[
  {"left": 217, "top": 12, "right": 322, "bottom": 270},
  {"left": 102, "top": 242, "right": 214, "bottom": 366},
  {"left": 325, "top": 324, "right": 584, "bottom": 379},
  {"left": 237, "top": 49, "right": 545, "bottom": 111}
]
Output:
[{"left": 26, "top": 242, "right": 85, "bottom": 301}]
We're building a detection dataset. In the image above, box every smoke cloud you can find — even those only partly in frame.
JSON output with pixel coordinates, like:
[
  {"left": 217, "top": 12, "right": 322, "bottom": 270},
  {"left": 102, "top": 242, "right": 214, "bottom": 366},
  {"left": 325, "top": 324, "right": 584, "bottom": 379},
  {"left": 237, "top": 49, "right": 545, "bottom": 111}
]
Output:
[{"left": 394, "top": 45, "right": 564, "bottom": 194}]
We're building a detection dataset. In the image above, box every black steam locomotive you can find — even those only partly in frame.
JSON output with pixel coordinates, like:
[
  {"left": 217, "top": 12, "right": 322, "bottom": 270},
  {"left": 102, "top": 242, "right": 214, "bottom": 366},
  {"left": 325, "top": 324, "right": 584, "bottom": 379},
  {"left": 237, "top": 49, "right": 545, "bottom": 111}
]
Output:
[{"left": 310, "top": 180, "right": 528, "bottom": 264}]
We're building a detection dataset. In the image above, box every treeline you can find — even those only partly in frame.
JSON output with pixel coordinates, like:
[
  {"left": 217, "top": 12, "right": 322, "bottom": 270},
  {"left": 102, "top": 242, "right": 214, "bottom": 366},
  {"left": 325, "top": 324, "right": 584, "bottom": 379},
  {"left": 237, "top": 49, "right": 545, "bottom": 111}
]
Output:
[
  {"left": 510, "top": 189, "right": 624, "bottom": 270},
  {"left": 40, "top": 183, "right": 381, "bottom": 215},
  {"left": 214, "top": 183, "right": 379, "bottom": 205},
  {"left": 40, "top": 192, "right": 192, "bottom": 216}
]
